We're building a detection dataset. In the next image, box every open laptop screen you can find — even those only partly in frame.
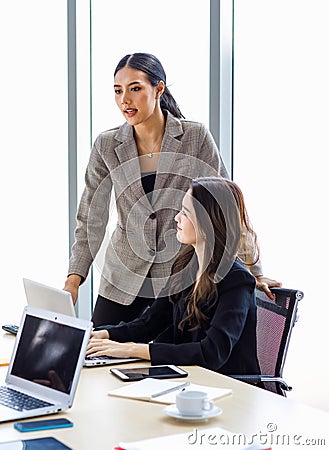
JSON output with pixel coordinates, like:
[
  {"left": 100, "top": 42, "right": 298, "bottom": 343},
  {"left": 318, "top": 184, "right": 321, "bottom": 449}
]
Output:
[{"left": 11, "top": 314, "right": 85, "bottom": 394}]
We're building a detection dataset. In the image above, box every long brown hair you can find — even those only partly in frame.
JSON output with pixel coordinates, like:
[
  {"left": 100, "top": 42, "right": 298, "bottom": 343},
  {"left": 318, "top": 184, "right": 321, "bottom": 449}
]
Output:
[{"left": 171, "top": 177, "right": 259, "bottom": 331}]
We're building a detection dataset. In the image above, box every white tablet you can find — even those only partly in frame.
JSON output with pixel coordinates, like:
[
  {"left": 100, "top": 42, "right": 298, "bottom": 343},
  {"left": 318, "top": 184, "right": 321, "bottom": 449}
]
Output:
[{"left": 110, "top": 365, "right": 188, "bottom": 381}]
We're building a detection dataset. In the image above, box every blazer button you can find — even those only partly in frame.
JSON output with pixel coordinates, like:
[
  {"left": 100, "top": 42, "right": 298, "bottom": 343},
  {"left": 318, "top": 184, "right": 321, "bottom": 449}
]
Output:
[
  {"left": 149, "top": 212, "right": 156, "bottom": 220},
  {"left": 148, "top": 249, "right": 156, "bottom": 256}
]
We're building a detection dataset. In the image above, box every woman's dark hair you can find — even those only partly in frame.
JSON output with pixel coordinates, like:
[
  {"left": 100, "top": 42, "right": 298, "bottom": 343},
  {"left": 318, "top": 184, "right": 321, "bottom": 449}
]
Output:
[
  {"left": 114, "top": 53, "right": 184, "bottom": 119},
  {"left": 171, "top": 177, "right": 259, "bottom": 331}
]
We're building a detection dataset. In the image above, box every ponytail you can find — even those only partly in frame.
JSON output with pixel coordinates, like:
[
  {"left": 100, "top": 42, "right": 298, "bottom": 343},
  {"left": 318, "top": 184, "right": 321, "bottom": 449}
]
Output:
[{"left": 160, "top": 87, "right": 185, "bottom": 119}]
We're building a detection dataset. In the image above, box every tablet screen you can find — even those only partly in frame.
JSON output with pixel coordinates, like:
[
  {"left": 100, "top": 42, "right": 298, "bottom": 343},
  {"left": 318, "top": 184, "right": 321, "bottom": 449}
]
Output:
[{"left": 111, "top": 364, "right": 188, "bottom": 380}]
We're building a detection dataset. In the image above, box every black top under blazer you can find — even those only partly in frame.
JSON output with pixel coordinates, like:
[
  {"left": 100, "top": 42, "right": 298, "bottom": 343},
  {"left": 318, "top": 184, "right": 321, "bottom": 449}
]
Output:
[{"left": 98, "top": 260, "right": 260, "bottom": 376}]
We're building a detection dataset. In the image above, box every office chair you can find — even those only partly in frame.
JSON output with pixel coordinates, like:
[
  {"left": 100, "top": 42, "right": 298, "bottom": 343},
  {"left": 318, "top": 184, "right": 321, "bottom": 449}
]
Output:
[{"left": 231, "top": 287, "right": 304, "bottom": 396}]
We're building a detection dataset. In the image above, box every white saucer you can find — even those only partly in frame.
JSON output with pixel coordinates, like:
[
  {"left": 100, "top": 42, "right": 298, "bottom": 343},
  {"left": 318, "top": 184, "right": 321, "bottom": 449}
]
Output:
[{"left": 164, "top": 404, "right": 222, "bottom": 422}]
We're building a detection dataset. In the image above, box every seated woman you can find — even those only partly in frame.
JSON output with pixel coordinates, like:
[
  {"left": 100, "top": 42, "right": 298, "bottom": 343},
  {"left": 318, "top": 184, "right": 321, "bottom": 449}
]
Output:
[{"left": 87, "top": 177, "right": 260, "bottom": 375}]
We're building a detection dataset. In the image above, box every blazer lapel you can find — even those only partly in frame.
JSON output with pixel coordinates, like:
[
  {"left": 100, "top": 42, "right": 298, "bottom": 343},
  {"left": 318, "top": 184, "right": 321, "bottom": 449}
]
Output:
[
  {"left": 112, "top": 113, "right": 185, "bottom": 210},
  {"left": 113, "top": 123, "right": 152, "bottom": 211},
  {"left": 154, "top": 112, "right": 184, "bottom": 192}
]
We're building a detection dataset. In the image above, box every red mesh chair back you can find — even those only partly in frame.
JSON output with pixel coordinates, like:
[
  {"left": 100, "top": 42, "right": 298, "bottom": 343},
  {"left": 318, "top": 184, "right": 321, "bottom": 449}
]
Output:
[
  {"left": 255, "top": 287, "right": 303, "bottom": 395},
  {"left": 230, "top": 287, "right": 303, "bottom": 396}
]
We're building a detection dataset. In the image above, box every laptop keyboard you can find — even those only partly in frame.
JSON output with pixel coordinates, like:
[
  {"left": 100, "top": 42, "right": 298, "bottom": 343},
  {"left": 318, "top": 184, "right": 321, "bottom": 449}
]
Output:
[{"left": 0, "top": 386, "right": 53, "bottom": 411}]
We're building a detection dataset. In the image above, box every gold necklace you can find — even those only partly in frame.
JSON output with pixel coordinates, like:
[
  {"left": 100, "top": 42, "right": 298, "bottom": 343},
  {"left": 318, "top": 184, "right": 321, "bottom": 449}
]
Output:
[{"left": 137, "top": 134, "right": 163, "bottom": 158}]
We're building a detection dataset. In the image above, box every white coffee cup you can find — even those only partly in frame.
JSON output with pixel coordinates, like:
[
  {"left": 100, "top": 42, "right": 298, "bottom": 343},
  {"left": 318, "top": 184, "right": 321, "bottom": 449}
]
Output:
[{"left": 176, "top": 390, "right": 214, "bottom": 416}]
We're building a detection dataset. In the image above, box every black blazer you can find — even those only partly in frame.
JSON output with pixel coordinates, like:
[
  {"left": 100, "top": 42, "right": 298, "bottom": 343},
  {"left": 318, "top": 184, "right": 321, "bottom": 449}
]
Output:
[{"left": 100, "top": 260, "right": 260, "bottom": 376}]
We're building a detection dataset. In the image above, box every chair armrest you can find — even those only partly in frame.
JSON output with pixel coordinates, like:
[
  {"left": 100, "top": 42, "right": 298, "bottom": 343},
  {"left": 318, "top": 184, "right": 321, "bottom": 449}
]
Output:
[
  {"left": 230, "top": 374, "right": 263, "bottom": 384},
  {"left": 230, "top": 374, "right": 292, "bottom": 391}
]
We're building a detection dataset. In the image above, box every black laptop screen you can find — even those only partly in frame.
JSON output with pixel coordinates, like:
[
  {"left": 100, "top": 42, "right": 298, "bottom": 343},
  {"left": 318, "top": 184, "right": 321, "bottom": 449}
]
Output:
[{"left": 11, "top": 315, "right": 85, "bottom": 394}]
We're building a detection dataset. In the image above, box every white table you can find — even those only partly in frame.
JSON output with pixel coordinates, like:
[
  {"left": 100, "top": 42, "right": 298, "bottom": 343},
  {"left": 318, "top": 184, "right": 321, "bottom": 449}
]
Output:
[{"left": 1, "top": 332, "right": 328, "bottom": 449}]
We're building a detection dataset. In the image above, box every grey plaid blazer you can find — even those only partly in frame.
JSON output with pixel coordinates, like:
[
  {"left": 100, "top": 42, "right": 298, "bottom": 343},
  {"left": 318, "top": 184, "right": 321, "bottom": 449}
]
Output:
[{"left": 68, "top": 111, "right": 262, "bottom": 305}]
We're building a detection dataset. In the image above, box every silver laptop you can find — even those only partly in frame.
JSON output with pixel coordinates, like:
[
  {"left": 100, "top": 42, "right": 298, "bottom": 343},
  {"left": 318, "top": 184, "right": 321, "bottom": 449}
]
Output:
[
  {"left": 84, "top": 355, "right": 140, "bottom": 367},
  {"left": 23, "top": 278, "right": 76, "bottom": 317},
  {"left": 23, "top": 278, "right": 139, "bottom": 367},
  {"left": 0, "top": 306, "right": 92, "bottom": 423}
]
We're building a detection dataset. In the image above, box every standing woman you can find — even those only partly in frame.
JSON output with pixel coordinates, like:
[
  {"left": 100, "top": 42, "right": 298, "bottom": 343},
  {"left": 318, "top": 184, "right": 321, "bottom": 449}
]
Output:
[{"left": 64, "top": 52, "right": 279, "bottom": 327}]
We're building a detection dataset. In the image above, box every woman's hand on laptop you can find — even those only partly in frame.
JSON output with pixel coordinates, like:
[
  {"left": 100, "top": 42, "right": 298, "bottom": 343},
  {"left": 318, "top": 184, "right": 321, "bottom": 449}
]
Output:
[
  {"left": 63, "top": 274, "right": 81, "bottom": 304},
  {"left": 86, "top": 337, "right": 150, "bottom": 360},
  {"left": 91, "top": 329, "right": 109, "bottom": 339}
]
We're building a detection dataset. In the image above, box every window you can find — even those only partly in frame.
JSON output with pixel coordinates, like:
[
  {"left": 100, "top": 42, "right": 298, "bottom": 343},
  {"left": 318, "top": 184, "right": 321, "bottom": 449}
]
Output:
[
  {"left": 233, "top": 0, "right": 329, "bottom": 410},
  {"left": 0, "top": 0, "right": 68, "bottom": 323}
]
